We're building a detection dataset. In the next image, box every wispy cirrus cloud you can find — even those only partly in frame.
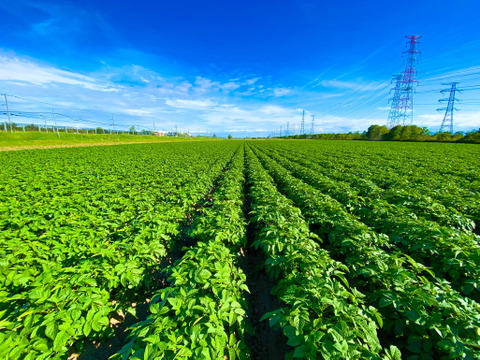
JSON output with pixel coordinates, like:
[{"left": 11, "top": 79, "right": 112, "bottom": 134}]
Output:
[
  {"left": 165, "top": 98, "right": 217, "bottom": 110},
  {"left": 0, "top": 51, "right": 298, "bottom": 135},
  {"left": 0, "top": 53, "right": 118, "bottom": 92},
  {"left": 121, "top": 109, "right": 154, "bottom": 116},
  {"left": 316, "top": 79, "right": 388, "bottom": 91},
  {"left": 1, "top": 48, "right": 478, "bottom": 137},
  {"left": 272, "top": 87, "right": 292, "bottom": 97}
]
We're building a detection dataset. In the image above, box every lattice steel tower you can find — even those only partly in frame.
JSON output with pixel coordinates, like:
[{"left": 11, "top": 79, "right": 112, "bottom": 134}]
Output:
[
  {"left": 437, "top": 82, "right": 460, "bottom": 133},
  {"left": 387, "top": 74, "right": 403, "bottom": 128},
  {"left": 388, "top": 35, "right": 421, "bottom": 127}
]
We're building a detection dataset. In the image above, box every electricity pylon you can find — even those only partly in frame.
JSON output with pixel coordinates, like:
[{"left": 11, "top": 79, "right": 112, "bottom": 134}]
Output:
[
  {"left": 388, "top": 35, "right": 421, "bottom": 126},
  {"left": 437, "top": 82, "right": 460, "bottom": 133}
]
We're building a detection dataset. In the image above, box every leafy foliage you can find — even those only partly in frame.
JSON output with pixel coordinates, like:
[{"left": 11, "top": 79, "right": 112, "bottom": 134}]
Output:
[
  {"left": 0, "top": 142, "right": 239, "bottom": 359},
  {"left": 245, "top": 145, "right": 387, "bottom": 359},
  {"left": 251, "top": 141, "right": 480, "bottom": 359},
  {"left": 1, "top": 139, "right": 479, "bottom": 359}
]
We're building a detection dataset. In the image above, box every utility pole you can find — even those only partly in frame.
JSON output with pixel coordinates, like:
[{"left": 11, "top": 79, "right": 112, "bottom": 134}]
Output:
[
  {"left": 4, "top": 94, "right": 12, "bottom": 133},
  {"left": 111, "top": 113, "right": 117, "bottom": 134},
  {"left": 43, "top": 115, "right": 48, "bottom": 132},
  {"left": 311, "top": 115, "right": 315, "bottom": 134},
  {"left": 52, "top": 111, "right": 60, "bottom": 137},
  {"left": 437, "top": 82, "right": 460, "bottom": 133},
  {"left": 1, "top": 99, "right": 5, "bottom": 131},
  {"left": 286, "top": 122, "right": 290, "bottom": 137}
]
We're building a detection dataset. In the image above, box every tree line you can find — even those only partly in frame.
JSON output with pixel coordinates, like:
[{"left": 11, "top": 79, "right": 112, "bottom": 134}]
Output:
[{"left": 278, "top": 125, "right": 480, "bottom": 143}]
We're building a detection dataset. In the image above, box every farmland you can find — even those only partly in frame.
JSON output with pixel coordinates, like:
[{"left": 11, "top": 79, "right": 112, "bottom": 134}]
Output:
[
  {"left": 0, "top": 132, "right": 213, "bottom": 151},
  {"left": 0, "top": 140, "right": 479, "bottom": 359}
]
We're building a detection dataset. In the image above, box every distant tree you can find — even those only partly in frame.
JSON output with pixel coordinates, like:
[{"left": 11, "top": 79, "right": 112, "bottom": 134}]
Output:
[
  {"left": 434, "top": 132, "right": 455, "bottom": 141},
  {"left": 383, "top": 125, "right": 403, "bottom": 141},
  {"left": 366, "top": 125, "right": 389, "bottom": 140},
  {"left": 401, "top": 125, "right": 424, "bottom": 140},
  {"left": 422, "top": 127, "right": 431, "bottom": 136},
  {"left": 460, "top": 130, "right": 480, "bottom": 143},
  {"left": 25, "top": 124, "right": 39, "bottom": 131},
  {"left": 381, "top": 125, "right": 432, "bottom": 141},
  {"left": 227, "top": 134, "right": 232, "bottom": 139}
]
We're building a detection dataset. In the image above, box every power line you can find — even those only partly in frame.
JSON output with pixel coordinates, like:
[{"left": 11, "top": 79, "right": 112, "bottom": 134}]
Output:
[{"left": 3, "top": 94, "right": 144, "bottom": 123}]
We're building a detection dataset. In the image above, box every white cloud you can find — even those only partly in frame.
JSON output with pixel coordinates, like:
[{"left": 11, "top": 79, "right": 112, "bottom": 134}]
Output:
[
  {"left": 273, "top": 88, "right": 292, "bottom": 97},
  {"left": 165, "top": 98, "right": 217, "bottom": 109},
  {"left": 221, "top": 82, "right": 241, "bottom": 91},
  {"left": 318, "top": 79, "right": 387, "bottom": 91},
  {"left": 242, "top": 77, "right": 261, "bottom": 86},
  {"left": 4, "top": 51, "right": 447, "bottom": 137},
  {"left": 259, "top": 105, "right": 291, "bottom": 115},
  {"left": 0, "top": 54, "right": 118, "bottom": 92},
  {"left": 418, "top": 111, "right": 480, "bottom": 131},
  {"left": 122, "top": 109, "right": 154, "bottom": 116},
  {"left": 226, "top": 128, "right": 269, "bottom": 133},
  {"left": 192, "top": 76, "right": 245, "bottom": 94}
]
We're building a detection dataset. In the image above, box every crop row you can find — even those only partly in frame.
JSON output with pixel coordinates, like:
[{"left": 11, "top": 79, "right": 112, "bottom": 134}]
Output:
[
  {"left": 255, "top": 144, "right": 480, "bottom": 302},
  {"left": 113, "top": 145, "right": 250, "bottom": 360},
  {"left": 1, "top": 140, "right": 478, "bottom": 359},
  {"left": 244, "top": 145, "right": 400, "bottom": 359},
  {"left": 268, "top": 141, "right": 480, "bottom": 229},
  {"left": 0, "top": 142, "right": 239, "bottom": 359},
  {"left": 249, "top": 143, "right": 480, "bottom": 359}
]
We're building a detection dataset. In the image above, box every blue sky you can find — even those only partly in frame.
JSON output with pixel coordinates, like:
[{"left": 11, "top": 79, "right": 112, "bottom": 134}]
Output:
[{"left": 1, "top": 0, "right": 480, "bottom": 137}]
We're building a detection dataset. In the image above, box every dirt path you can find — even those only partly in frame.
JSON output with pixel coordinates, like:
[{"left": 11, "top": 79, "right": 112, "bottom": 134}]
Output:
[{"left": 0, "top": 141, "right": 177, "bottom": 152}]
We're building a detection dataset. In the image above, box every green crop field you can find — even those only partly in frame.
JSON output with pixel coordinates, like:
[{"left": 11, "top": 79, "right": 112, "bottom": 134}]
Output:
[
  {"left": 0, "top": 132, "right": 214, "bottom": 151},
  {"left": 0, "top": 140, "right": 479, "bottom": 360}
]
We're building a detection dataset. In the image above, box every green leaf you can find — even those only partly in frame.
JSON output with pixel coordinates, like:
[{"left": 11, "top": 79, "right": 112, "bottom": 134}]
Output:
[
  {"left": 333, "top": 340, "right": 348, "bottom": 353},
  {"left": 92, "top": 311, "right": 109, "bottom": 332},
  {"left": 53, "top": 330, "right": 70, "bottom": 352},
  {"left": 379, "top": 296, "right": 393, "bottom": 308},
  {"left": 437, "top": 339, "right": 455, "bottom": 350},
  {"left": 150, "top": 303, "right": 159, "bottom": 314},
  {"left": 293, "top": 345, "right": 308, "bottom": 358},
  {"left": 32, "top": 339, "right": 49, "bottom": 352},
  {"left": 45, "top": 321, "right": 58, "bottom": 340},
  {"left": 83, "top": 319, "right": 92, "bottom": 337},
  {"left": 384, "top": 345, "right": 402, "bottom": 360}
]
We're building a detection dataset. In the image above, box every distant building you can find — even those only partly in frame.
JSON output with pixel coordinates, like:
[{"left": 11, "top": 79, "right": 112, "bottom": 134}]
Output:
[{"left": 154, "top": 131, "right": 167, "bottom": 136}]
